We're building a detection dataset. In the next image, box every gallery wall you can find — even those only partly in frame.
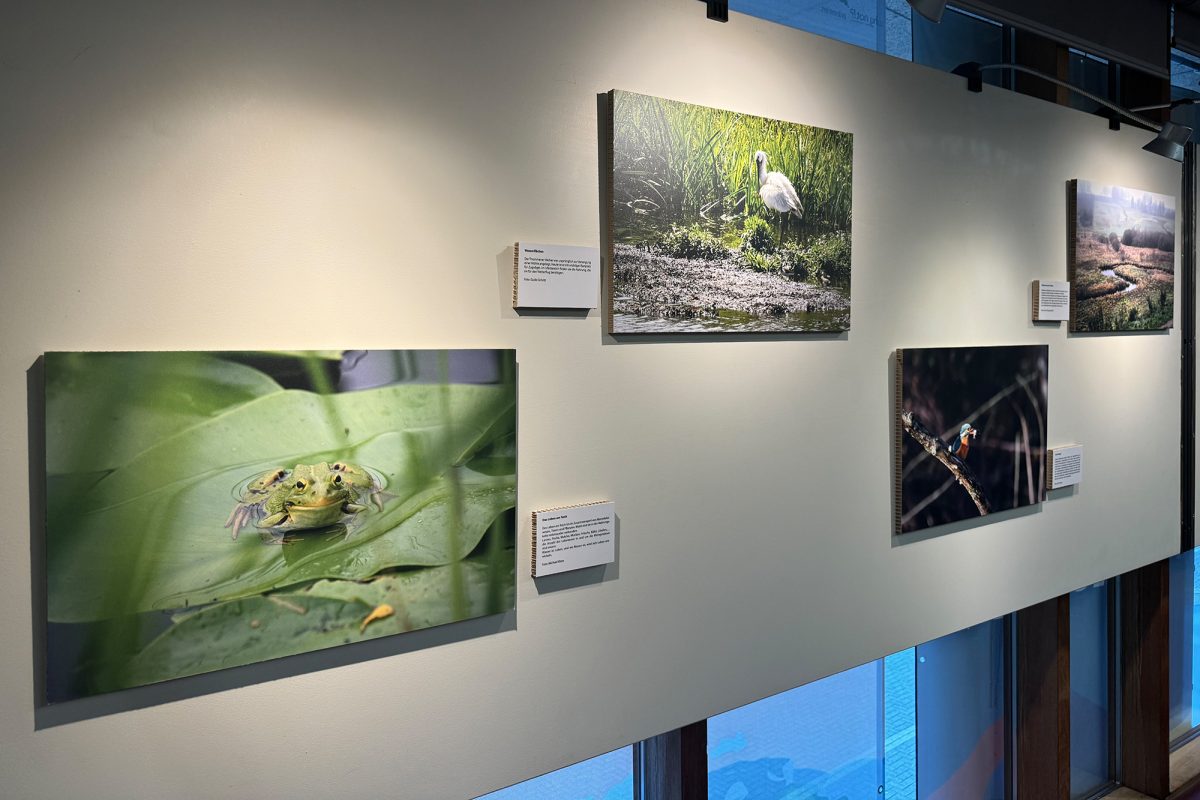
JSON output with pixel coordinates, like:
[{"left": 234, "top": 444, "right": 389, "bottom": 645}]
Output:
[{"left": 0, "top": 1, "right": 1183, "bottom": 797}]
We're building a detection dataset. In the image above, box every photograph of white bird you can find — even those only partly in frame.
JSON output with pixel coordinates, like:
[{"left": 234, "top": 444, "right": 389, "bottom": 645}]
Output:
[{"left": 754, "top": 149, "right": 803, "bottom": 245}]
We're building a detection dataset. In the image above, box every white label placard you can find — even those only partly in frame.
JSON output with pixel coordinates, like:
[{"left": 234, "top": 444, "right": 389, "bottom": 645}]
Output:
[
  {"left": 1033, "top": 280, "right": 1070, "bottom": 321},
  {"left": 513, "top": 241, "right": 599, "bottom": 309},
  {"left": 1047, "top": 445, "right": 1083, "bottom": 489},
  {"left": 532, "top": 501, "right": 615, "bottom": 577}
]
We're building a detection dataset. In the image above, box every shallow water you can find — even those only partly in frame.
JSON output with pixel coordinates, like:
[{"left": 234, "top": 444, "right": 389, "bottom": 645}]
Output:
[
  {"left": 612, "top": 308, "right": 849, "bottom": 334},
  {"left": 1100, "top": 269, "right": 1138, "bottom": 293}
]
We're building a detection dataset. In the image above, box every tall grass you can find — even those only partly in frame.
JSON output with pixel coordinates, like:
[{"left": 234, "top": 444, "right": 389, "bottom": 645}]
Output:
[{"left": 612, "top": 90, "right": 852, "bottom": 242}]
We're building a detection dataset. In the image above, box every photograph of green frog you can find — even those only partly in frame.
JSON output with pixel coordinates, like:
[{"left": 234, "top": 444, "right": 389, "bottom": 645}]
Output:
[{"left": 43, "top": 349, "right": 516, "bottom": 702}]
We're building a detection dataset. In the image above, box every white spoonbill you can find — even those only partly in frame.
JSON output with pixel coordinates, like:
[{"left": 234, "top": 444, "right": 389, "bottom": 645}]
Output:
[{"left": 753, "top": 150, "right": 803, "bottom": 243}]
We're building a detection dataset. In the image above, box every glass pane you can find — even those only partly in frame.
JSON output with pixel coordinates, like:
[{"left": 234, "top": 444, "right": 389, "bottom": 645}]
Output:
[
  {"left": 1170, "top": 550, "right": 1200, "bottom": 741},
  {"left": 1170, "top": 49, "right": 1200, "bottom": 139},
  {"left": 477, "top": 746, "right": 634, "bottom": 800},
  {"left": 913, "top": 7, "right": 1005, "bottom": 88},
  {"left": 915, "top": 618, "right": 1007, "bottom": 800},
  {"left": 885, "top": 648, "right": 918, "bottom": 800},
  {"left": 708, "top": 661, "right": 884, "bottom": 799},
  {"left": 731, "top": 0, "right": 891, "bottom": 53},
  {"left": 1065, "top": 49, "right": 1109, "bottom": 115},
  {"left": 1070, "top": 582, "right": 1111, "bottom": 798},
  {"left": 884, "top": 0, "right": 913, "bottom": 61}
]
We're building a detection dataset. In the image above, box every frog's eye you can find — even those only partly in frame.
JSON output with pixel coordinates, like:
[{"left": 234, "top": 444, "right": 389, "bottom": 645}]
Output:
[
  {"left": 295, "top": 480, "right": 306, "bottom": 490},
  {"left": 332, "top": 463, "right": 344, "bottom": 471},
  {"left": 333, "top": 474, "right": 343, "bottom": 484}
]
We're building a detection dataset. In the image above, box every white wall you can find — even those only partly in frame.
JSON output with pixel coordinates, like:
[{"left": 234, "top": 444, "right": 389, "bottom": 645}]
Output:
[{"left": 0, "top": 1, "right": 1182, "bottom": 797}]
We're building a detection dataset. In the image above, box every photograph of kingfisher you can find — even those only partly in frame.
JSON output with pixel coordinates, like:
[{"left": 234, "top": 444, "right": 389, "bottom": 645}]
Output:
[
  {"left": 898, "top": 345, "right": 1048, "bottom": 535},
  {"left": 948, "top": 423, "right": 978, "bottom": 460}
]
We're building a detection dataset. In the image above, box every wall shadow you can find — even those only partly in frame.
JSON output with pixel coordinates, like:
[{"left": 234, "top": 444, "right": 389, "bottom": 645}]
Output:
[{"left": 35, "top": 609, "right": 516, "bottom": 729}]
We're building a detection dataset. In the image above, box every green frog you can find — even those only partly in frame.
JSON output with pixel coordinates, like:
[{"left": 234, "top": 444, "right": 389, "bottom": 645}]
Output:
[{"left": 226, "top": 461, "right": 386, "bottom": 541}]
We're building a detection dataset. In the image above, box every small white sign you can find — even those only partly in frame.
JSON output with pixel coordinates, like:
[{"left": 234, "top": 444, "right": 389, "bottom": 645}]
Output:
[
  {"left": 512, "top": 241, "right": 599, "bottom": 309},
  {"left": 531, "top": 501, "right": 615, "bottom": 577},
  {"left": 1033, "top": 280, "right": 1070, "bottom": 322},
  {"left": 1047, "top": 445, "right": 1083, "bottom": 489}
]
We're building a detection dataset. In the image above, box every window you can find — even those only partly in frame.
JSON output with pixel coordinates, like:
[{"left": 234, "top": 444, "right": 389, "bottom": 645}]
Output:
[
  {"left": 1169, "top": 549, "right": 1200, "bottom": 743},
  {"left": 1065, "top": 49, "right": 1110, "bottom": 115},
  {"left": 915, "top": 618, "right": 1009, "bottom": 800},
  {"left": 1170, "top": 48, "right": 1200, "bottom": 138},
  {"left": 1070, "top": 581, "right": 1114, "bottom": 798},
  {"left": 885, "top": 648, "right": 918, "bottom": 800},
  {"left": 730, "top": 0, "right": 913, "bottom": 61},
  {"left": 707, "top": 660, "right": 886, "bottom": 799},
  {"left": 913, "top": 7, "right": 1006, "bottom": 89},
  {"left": 477, "top": 746, "right": 635, "bottom": 800}
]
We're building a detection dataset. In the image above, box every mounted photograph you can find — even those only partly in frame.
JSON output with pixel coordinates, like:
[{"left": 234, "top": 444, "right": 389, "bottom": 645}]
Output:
[
  {"left": 896, "top": 345, "right": 1048, "bottom": 535},
  {"left": 607, "top": 89, "right": 853, "bottom": 334},
  {"left": 43, "top": 349, "right": 516, "bottom": 701},
  {"left": 1068, "top": 179, "right": 1175, "bottom": 332}
]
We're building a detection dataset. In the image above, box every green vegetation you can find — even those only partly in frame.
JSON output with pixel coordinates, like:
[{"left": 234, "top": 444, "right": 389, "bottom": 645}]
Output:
[
  {"left": 1073, "top": 188, "right": 1175, "bottom": 331},
  {"left": 46, "top": 351, "right": 516, "bottom": 698},
  {"left": 613, "top": 91, "right": 851, "bottom": 237},
  {"left": 659, "top": 223, "right": 728, "bottom": 261},
  {"left": 740, "top": 214, "right": 777, "bottom": 255}
]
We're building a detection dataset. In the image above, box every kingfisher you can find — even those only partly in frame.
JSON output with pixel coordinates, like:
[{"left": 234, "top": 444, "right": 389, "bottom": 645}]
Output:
[{"left": 949, "top": 423, "right": 978, "bottom": 459}]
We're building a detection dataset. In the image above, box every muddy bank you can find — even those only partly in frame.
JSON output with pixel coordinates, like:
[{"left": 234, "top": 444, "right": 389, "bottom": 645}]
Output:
[{"left": 612, "top": 244, "right": 849, "bottom": 321}]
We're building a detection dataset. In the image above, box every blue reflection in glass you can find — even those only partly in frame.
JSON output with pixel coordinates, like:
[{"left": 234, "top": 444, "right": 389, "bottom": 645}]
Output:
[
  {"left": 477, "top": 746, "right": 633, "bottom": 800},
  {"left": 1169, "top": 550, "right": 1197, "bottom": 741},
  {"left": 707, "top": 661, "right": 884, "bottom": 800},
  {"left": 916, "top": 619, "right": 1006, "bottom": 800},
  {"left": 730, "top": 0, "right": 913, "bottom": 60},
  {"left": 1070, "top": 582, "right": 1110, "bottom": 798},
  {"left": 913, "top": 7, "right": 1004, "bottom": 89},
  {"left": 885, "top": 648, "right": 917, "bottom": 800}
]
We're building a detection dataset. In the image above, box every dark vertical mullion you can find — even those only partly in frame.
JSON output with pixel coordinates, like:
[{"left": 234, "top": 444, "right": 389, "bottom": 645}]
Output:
[
  {"left": 1015, "top": 597, "right": 1070, "bottom": 800},
  {"left": 639, "top": 722, "right": 707, "bottom": 800},
  {"left": 1181, "top": 140, "right": 1196, "bottom": 553},
  {"left": 1109, "top": 577, "right": 1121, "bottom": 785},
  {"left": 679, "top": 721, "right": 707, "bottom": 799},
  {"left": 1120, "top": 559, "right": 1171, "bottom": 798},
  {"left": 1006, "top": 613, "right": 1016, "bottom": 800}
]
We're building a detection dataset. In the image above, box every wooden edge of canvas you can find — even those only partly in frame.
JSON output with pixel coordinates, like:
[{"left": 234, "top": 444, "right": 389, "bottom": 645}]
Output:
[
  {"left": 1066, "top": 179, "right": 1078, "bottom": 330},
  {"left": 512, "top": 241, "right": 520, "bottom": 309},
  {"left": 530, "top": 508, "right": 539, "bottom": 577},
  {"left": 894, "top": 348, "right": 904, "bottom": 535},
  {"left": 605, "top": 89, "right": 615, "bottom": 335}
]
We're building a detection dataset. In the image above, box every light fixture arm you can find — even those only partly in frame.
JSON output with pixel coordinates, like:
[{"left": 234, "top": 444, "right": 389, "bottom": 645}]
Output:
[{"left": 966, "top": 62, "right": 1163, "bottom": 133}]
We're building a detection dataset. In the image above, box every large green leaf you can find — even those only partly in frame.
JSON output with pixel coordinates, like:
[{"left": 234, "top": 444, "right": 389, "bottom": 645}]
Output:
[
  {"left": 121, "top": 556, "right": 514, "bottom": 690},
  {"left": 45, "top": 352, "right": 283, "bottom": 475},
  {"left": 48, "top": 381, "right": 516, "bottom": 622}
]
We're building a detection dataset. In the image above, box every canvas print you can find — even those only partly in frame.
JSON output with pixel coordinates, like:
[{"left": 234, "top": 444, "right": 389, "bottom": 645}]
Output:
[
  {"left": 896, "top": 345, "right": 1048, "bottom": 534},
  {"left": 44, "top": 350, "right": 516, "bottom": 701},
  {"left": 1069, "top": 179, "right": 1175, "bottom": 331},
  {"left": 607, "top": 89, "right": 853, "bottom": 334}
]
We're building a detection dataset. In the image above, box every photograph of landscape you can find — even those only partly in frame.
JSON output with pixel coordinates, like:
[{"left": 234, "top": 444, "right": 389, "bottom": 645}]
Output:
[
  {"left": 1069, "top": 179, "right": 1175, "bottom": 332},
  {"left": 607, "top": 89, "right": 853, "bottom": 334},
  {"left": 44, "top": 349, "right": 516, "bottom": 701},
  {"left": 897, "top": 345, "right": 1048, "bottom": 535}
]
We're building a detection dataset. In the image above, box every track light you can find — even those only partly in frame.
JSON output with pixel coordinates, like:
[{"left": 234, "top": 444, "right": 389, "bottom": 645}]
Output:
[
  {"left": 1143, "top": 121, "right": 1191, "bottom": 161},
  {"left": 953, "top": 62, "right": 1193, "bottom": 162},
  {"left": 907, "top": 0, "right": 948, "bottom": 23}
]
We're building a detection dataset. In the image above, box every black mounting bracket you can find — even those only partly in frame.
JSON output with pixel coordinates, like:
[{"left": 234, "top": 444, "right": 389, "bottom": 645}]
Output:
[
  {"left": 952, "top": 61, "right": 984, "bottom": 93},
  {"left": 696, "top": 0, "right": 729, "bottom": 22}
]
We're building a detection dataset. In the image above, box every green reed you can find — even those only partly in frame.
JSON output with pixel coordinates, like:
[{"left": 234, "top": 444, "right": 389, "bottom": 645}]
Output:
[{"left": 613, "top": 91, "right": 852, "bottom": 238}]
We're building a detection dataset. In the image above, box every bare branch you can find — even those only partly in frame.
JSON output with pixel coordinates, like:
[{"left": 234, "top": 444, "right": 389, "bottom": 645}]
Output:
[{"left": 902, "top": 411, "right": 992, "bottom": 518}]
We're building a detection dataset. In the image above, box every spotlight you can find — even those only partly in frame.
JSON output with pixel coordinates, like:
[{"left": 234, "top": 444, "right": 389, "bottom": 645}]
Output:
[{"left": 908, "top": 0, "right": 948, "bottom": 23}]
